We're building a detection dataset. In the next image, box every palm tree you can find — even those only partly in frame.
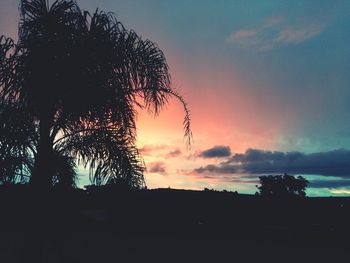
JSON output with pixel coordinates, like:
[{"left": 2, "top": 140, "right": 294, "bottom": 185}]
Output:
[{"left": 0, "top": 0, "right": 191, "bottom": 189}]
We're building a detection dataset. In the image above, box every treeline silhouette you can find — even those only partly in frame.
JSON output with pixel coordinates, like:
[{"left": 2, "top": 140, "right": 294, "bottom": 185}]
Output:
[{"left": 256, "top": 173, "right": 309, "bottom": 197}]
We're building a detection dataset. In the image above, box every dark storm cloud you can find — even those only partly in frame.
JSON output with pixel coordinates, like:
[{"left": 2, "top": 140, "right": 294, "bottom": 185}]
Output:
[
  {"left": 198, "top": 145, "right": 231, "bottom": 158},
  {"left": 194, "top": 148, "right": 350, "bottom": 177},
  {"left": 195, "top": 164, "right": 237, "bottom": 174},
  {"left": 148, "top": 162, "right": 166, "bottom": 174}
]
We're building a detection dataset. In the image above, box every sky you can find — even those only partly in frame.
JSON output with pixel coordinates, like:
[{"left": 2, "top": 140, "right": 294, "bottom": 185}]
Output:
[{"left": 1, "top": 0, "right": 350, "bottom": 196}]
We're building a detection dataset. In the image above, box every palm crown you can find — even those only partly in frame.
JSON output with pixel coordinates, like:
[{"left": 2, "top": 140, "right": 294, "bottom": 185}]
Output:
[{"left": 0, "top": 0, "right": 191, "bottom": 189}]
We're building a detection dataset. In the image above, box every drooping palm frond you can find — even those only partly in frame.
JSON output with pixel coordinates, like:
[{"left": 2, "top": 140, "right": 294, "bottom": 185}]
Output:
[
  {"left": 0, "top": 99, "right": 36, "bottom": 184},
  {"left": 54, "top": 117, "right": 145, "bottom": 189},
  {"left": 163, "top": 88, "right": 192, "bottom": 147},
  {"left": 0, "top": 36, "right": 33, "bottom": 184}
]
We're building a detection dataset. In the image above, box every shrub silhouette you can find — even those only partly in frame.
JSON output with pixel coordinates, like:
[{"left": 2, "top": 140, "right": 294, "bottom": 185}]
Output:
[
  {"left": 256, "top": 174, "right": 309, "bottom": 198},
  {"left": 0, "top": 0, "right": 191, "bottom": 189}
]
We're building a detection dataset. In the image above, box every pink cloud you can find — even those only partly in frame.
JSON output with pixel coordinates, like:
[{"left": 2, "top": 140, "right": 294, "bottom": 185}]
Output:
[
  {"left": 166, "top": 149, "right": 182, "bottom": 158},
  {"left": 148, "top": 161, "right": 167, "bottom": 174}
]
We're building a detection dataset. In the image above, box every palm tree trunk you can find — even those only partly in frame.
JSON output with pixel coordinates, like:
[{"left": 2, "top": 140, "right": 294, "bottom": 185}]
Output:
[{"left": 30, "top": 111, "right": 53, "bottom": 189}]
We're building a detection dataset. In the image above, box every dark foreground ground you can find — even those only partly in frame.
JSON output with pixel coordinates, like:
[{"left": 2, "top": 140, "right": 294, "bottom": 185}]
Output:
[{"left": 0, "top": 186, "right": 350, "bottom": 262}]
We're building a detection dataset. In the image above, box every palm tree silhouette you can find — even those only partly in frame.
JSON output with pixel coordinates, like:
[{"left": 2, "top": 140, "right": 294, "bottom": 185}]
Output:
[{"left": 0, "top": 0, "right": 191, "bottom": 189}]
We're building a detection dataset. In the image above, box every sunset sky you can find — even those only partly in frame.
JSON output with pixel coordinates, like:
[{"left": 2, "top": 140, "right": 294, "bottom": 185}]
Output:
[{"left": 1, "top": 0, "right": 350, "bottom": 196}]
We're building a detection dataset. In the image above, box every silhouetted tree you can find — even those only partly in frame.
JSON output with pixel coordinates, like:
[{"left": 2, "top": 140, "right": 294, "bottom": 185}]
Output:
[
  {"left": 0, "top": 0, "right": 191, "bottom": 189},
  {"left": 256, "top": 174, "right": 308, "bottom": 198}
]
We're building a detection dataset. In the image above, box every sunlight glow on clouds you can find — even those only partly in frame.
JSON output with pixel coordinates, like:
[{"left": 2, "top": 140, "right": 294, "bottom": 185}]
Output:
[{"left": 141, "top": 145, "right": 350, "bottom": 196}]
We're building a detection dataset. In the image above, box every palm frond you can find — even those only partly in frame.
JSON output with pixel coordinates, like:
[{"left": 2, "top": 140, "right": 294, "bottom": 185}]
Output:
[
  {"left": 0, "top": 100, "right": 36, "bottom": 184},
  {"left": 54, "top": 118, "right": 145, "bottom": 189}
]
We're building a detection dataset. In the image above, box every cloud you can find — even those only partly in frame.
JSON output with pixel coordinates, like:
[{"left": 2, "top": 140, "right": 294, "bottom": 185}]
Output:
[
  {"left": 276, "top": 25, "right": 324, "bottom": 44},
  {"left": 228, "top": 29, "right": 258, "bottom": 40},
  {"left": 195, "top": 164, "right": 236, "bottom": 174},
  {"left": 226, "top": 16, "right": 325, "bottom": 51},
  {"left": 148, "top": 162, "right": 167, "bottom": 174},
  {"left": 139, "top": 145, "right": 167, "bottom": 155},
  {"left": 198, "top": 145, "right": 231, "bottom": 158},
  {"left": 166, "top": 149, "right": 182, "bottom": 158},
  {"left": 233, "top": 148, "right": 350, "bottom": 176},
  {"left": 194, "top": 148, "right": 350, "bottom": 177}
]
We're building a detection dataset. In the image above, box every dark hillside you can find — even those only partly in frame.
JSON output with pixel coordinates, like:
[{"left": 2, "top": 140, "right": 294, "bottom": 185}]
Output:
[{"left": 0, "top": 186, "right": 349, "bottom": 262}]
